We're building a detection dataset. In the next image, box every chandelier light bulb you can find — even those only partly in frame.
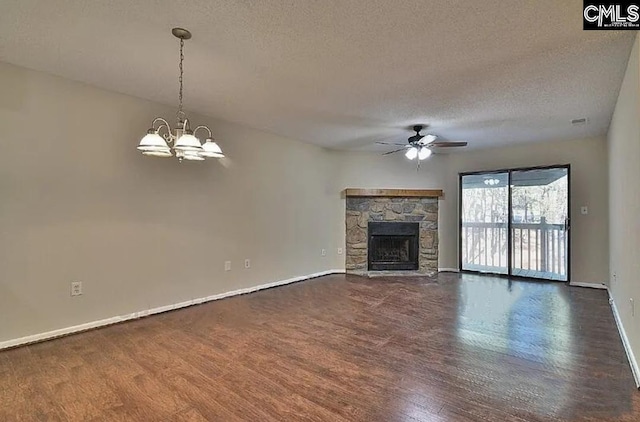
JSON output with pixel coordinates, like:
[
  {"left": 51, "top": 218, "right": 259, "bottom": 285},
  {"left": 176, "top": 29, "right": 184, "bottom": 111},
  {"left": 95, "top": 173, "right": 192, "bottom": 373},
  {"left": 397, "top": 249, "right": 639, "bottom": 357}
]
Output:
[{"left": 405, "top": 147, "right": 418, "bottom": 160}]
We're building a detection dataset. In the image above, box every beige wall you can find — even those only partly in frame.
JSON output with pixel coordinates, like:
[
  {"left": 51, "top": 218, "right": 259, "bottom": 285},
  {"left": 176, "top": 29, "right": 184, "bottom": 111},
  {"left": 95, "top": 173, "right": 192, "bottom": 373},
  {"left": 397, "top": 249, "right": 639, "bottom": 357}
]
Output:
[
  {"left": 0, "top": 62, "right": 342, "bottom": 343},
  {"left": 0, "top": 57, "right": 616, "bottom": 345},
  {"left": 332, "top": 136, "right": 609, "bottom": 284},
  {"left": 608, "top": 34, "right": 640, "bottom": 364}
]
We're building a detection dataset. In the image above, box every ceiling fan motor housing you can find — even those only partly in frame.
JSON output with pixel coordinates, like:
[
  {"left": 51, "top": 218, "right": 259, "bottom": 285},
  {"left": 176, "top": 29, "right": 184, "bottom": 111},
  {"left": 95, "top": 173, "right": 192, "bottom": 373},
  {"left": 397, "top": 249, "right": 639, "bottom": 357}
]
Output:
[
  {"left": 408, "top": 125, "right": 425, "bottom": 144},
  {"left": 408, "top": 135, "right": 422, "bottom": 144}
]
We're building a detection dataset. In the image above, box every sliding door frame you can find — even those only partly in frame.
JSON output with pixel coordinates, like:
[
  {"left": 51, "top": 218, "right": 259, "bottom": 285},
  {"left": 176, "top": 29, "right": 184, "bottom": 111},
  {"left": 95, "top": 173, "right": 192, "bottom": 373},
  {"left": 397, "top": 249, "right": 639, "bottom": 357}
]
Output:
[{"left": 458, "top": 164, "right": 571, "bottom": 282}]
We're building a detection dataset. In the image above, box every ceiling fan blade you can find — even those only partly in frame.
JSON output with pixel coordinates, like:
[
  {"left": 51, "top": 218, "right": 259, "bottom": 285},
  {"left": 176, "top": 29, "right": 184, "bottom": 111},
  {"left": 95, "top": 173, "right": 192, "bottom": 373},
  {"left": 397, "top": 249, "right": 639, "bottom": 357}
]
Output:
[
  {"left": 376, "top": 141, "right": 408, "bottom": 146},
  {"left": 382, "top": 147, "right": 408, "bottom": 155},
  {"left": 428, "top": 141, "right": 468, "bottom": 148},
  {"left": 417, "top": 134, "right": 437, "bottom": 145}
]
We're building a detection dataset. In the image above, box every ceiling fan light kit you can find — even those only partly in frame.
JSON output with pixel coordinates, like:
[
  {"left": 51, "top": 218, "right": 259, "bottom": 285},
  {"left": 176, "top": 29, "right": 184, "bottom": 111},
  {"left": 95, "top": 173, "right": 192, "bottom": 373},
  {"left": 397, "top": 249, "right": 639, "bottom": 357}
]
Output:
[
  {"left": 137, "top": 28, "right": 224, "bottom": 162},
  {"left": 405, "top": 147, "right": 418, "bottom": 160},
  {"left": 404, "top": 146, "right": 431, "bottom": 161},
  {"left": 417, "top": 147, "right": 432, "bottom": 160}
]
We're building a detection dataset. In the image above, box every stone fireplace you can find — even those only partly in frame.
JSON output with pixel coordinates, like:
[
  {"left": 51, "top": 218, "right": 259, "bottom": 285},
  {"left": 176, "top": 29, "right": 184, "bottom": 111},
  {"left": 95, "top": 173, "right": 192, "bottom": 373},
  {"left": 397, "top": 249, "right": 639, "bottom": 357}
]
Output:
[{"left": 344, "top": 189, "right": 440, "bottom": 275}]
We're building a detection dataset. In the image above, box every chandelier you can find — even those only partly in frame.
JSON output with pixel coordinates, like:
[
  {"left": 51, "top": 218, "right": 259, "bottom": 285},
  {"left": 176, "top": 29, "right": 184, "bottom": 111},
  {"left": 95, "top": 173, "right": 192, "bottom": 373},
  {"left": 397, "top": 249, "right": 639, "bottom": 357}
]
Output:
[{"left": 137, "top": 28, "right": 224, "bottom": 162}]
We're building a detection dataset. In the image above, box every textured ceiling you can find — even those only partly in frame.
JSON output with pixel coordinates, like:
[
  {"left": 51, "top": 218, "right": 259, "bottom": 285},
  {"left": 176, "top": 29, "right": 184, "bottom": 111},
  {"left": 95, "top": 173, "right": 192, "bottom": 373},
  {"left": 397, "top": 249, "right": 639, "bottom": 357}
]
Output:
[{"left": 0, "top": 0, "right": 635, "bottom": 150}]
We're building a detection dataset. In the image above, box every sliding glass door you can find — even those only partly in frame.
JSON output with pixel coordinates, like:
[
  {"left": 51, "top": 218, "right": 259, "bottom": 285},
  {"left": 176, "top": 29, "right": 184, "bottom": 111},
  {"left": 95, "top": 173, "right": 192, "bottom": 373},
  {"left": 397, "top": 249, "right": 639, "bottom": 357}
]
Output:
[
  {"left": 510, "top": 168, "right": 569, "bottom": 281},
  {"left": 460, "top": 166, "right": 570, "bottom": 281},
  {"left": 460, "top": 172, "right": 509, "bottom": 274}
]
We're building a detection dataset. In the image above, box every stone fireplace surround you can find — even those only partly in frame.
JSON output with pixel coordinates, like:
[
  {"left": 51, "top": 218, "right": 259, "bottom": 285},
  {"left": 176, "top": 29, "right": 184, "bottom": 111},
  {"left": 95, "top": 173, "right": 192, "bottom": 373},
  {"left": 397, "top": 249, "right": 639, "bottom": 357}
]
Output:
[{"left": 344, "top": 189, "right": 441, "bottom": 276}]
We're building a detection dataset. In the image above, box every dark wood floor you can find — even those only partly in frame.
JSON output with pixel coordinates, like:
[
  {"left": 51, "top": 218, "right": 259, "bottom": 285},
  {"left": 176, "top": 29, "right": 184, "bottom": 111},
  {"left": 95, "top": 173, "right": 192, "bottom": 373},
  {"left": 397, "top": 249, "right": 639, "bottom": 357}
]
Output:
[{"left": 1, "top": 273, "right": 638, "bottom": 421}]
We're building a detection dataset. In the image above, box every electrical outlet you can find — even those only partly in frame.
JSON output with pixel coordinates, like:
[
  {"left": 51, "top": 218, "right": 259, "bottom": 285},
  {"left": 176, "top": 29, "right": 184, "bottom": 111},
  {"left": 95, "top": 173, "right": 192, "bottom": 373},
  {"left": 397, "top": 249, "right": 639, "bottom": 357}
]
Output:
[
  {"left": 321, "top": 249, "right": 327, "bottom": 257},
  {"left": 224, "top": 261, "right": 231, "bottom": 271},
  {"left": 70, "top": 281, "right": 82, "bottom": 297},
  {"left": 337, "top": 247, "right": 343, "bottom": 255},
  {"left": 244, "top": 259, "right": 251, "bottom": 269}
]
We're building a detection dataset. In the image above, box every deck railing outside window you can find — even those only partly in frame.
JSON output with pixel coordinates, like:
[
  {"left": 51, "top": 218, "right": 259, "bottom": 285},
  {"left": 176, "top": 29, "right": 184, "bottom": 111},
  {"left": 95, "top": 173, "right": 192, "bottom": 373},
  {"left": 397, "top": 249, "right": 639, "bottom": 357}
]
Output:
[{"left": 461, "top": 217, "right": 567, "bottom": 278}]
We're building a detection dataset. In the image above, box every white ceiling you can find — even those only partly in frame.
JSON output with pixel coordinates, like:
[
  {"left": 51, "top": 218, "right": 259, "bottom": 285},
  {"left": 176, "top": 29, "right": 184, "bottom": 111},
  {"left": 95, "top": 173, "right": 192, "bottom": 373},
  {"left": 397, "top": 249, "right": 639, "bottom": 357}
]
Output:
[{"left": 0, "top": 0, "right": 635, "bottom": 150}]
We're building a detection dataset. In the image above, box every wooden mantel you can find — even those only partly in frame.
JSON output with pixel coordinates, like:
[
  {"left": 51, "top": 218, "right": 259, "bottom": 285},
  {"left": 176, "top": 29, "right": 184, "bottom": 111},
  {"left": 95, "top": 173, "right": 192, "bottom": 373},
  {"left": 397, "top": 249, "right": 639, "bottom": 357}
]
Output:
[{"left": 343, "top": 188, "right": 443, "bottom": 198}]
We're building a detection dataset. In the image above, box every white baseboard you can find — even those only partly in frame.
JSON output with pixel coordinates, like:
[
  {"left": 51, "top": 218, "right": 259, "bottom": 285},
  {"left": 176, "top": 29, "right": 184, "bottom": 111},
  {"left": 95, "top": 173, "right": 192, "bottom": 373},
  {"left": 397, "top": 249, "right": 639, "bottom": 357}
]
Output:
[
  {"left": 438, "top": 268, "right": 459, "bottom": 273},
  {"left": 0, "top": 269, "right": 345, "bottom": 351},
  {"left": 569, "top": 282, "right": 608, "bottom": 290},
  {"left": 609, "top": 293, "right": 640, "bottom": 389}
]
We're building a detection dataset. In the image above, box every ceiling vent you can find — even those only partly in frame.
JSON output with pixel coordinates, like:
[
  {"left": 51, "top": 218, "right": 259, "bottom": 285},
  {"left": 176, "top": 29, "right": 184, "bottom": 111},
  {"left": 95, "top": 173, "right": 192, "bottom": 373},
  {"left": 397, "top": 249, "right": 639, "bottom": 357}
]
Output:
[{"left": 571, "top": 118, "right": 588, "bottom": 125}]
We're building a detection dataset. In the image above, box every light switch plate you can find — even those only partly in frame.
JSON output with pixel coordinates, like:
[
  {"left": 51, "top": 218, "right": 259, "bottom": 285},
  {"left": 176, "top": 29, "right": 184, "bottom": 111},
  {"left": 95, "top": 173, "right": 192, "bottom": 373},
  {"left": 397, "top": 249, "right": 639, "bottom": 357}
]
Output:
[{"left": 580, "top": 206, "right": 588, "bottom": 215}]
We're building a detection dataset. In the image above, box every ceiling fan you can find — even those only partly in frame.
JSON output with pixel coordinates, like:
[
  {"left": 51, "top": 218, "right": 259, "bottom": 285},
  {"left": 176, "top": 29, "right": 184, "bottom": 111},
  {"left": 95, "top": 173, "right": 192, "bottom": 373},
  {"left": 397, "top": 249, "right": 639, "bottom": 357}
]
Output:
[{"left": 377, "top": 125, "right": 467, "bottom": 169}]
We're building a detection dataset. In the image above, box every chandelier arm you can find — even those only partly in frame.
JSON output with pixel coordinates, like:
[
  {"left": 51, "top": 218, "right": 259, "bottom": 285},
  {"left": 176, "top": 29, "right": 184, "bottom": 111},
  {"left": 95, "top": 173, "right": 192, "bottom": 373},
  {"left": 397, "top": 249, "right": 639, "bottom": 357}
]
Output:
[
  {"left": 152, "top": 117, "right": 172, "bottom": 132},
  {"left": 193, "top": 125, "right": 212, "bottom": 139},
  {"left": 151, "top": 117, "right": 175, "bottom": 143},
  {"left": 157, "top": 124, "right": 174, "bottom": 144}
]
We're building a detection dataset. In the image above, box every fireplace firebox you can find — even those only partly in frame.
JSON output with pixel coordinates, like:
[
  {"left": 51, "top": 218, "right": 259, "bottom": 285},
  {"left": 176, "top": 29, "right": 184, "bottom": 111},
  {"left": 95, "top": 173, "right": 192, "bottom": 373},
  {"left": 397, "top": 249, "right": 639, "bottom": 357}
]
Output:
[{"left": 368, "top": 222, "right": 419, "bottom": 271}]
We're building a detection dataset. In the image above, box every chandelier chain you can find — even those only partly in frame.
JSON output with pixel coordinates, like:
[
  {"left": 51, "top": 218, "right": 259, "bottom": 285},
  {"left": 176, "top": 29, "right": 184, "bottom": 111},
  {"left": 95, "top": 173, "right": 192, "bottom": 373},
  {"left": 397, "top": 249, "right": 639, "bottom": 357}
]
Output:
[{"left": 177, "top": 38, "right": 185, "bottom": 123}]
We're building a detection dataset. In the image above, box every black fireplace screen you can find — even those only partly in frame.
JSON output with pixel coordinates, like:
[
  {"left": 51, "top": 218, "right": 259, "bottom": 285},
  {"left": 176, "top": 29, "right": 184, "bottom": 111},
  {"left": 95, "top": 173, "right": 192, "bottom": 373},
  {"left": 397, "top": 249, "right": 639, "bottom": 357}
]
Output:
[
  {"left": 370, "top": 237, "right": 410, "bottom": 262},
  {"left": 368, "top": 222, "right": 419, "bottom": 271}
]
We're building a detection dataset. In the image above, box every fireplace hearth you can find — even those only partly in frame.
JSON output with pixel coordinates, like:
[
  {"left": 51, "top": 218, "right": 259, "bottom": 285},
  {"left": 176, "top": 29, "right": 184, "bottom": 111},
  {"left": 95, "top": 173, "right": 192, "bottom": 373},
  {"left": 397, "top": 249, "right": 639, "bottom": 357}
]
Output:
[{"left": 368, "top": 222, "right": 419, "bottom": 271}]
